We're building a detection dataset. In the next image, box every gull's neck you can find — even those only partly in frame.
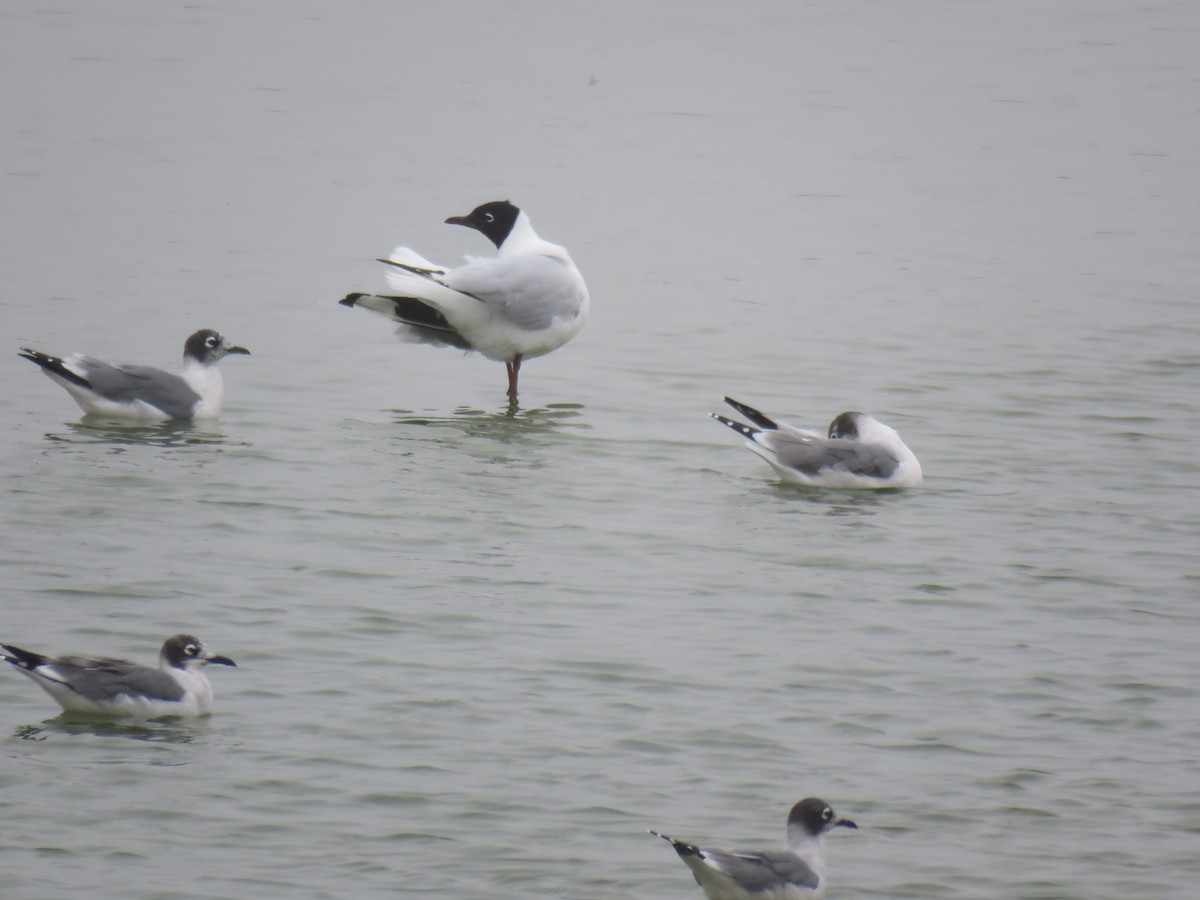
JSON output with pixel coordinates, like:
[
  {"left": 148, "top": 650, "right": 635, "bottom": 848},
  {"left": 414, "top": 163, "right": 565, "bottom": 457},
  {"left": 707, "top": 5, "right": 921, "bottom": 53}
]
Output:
[
  {"left": 181, "top": 357, "right": 224, "bottom": 417},
  {"left": 785, "top": 826, "right": 827, "bottom": 886},
  {"left": 499, "top": 211, "right": 567, "bottom": 260},
  {"left": 169, "top": 662, "right": 215, "bottom": 713}
]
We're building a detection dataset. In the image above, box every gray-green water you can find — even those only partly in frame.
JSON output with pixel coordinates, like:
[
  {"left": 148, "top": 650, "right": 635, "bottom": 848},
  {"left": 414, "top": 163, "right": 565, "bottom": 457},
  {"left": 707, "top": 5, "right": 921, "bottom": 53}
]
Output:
[{"left": 3, "top": 1, "right": 1199, "bottom": 897}]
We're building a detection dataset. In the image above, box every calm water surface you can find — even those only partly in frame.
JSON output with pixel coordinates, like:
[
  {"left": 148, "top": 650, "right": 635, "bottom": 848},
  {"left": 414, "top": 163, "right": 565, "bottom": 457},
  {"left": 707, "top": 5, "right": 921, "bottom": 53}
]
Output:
[{"left": 2, "top": 1, "right": 1198, "bottom": 898}]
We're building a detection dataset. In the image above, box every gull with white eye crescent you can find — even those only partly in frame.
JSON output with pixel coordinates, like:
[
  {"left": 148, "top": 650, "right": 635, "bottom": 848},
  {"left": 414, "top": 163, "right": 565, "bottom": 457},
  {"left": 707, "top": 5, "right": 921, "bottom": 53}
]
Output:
[{"left": 339, "top": 200, "right": 589, "bottom": 408}]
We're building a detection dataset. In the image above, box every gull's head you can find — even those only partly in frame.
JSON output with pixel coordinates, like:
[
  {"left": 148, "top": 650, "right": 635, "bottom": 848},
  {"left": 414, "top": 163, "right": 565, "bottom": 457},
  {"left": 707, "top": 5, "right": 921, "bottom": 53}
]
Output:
[
  {"left": 184, "top": 329, "right": 251, "bottom": 366},
  {"left": 160, "top": 634, "right": 237, "bottom": 670},
  {"left": 828, "top": 411, "right": 903, "bottom": 446},
  {"left": 445, "top": 200, "right": 521, "bottom": 249},
  {"left": 827, "top": 411, "right": 867, "bottom": 441},
  {"left": 788, "top": 797, "right": 858, "bottom": 840}
]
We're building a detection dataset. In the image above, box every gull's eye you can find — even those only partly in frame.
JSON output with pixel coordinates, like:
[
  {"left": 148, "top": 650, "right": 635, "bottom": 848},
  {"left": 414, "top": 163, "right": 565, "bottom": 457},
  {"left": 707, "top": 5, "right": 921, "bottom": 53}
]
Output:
[
  {"left": 205, "top": 336, "right": 219, "bottom": 349},
  {"left": 822, "top": 807, "right": 833, "bottom": 820},
  {"left": 184, "top": 643, "right": 199, "bottom": 657},
  {"left": 484, "top": 212, "right": 495, "bottom": 223}
]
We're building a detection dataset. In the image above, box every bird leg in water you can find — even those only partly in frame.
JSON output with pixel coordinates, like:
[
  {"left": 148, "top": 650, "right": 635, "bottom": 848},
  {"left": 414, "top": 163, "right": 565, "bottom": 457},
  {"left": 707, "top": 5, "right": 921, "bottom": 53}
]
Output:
[{"left": 505, "top": 355, "right": 523, "bottom": 399}]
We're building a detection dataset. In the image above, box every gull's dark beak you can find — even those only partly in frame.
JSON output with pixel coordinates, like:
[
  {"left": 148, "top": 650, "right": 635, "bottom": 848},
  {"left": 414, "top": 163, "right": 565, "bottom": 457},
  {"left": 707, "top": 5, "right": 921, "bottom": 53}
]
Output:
[
  {"left": 834, "top": 817, "right": 858, "bottom": 830},
  {"left": 444, "top": 214, "right": 471, "bottom": 227},
  {"left": 224, "top": 345, "right": 251, "bottom": 356},
  {"left": 205, "top": 654, "right": 237, "bottom": 667}
]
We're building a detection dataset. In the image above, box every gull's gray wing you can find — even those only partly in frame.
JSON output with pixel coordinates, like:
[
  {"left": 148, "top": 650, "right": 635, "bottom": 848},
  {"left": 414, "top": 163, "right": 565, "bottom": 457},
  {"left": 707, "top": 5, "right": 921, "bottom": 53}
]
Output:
[
  {"left": 82, "top": 361, "right": 201, "bottom": 419},
  {"left": 765, "top": 432, "right": 900, "bottom": 480},
  {"left": 701, "top": 847, "right": 820, "bottom": 893},
  {"left": 50, "top": 655, "right": 186, "bottom": 703},
  {"left": 441, "top": 254, "right": 585, "bottom": 331}
]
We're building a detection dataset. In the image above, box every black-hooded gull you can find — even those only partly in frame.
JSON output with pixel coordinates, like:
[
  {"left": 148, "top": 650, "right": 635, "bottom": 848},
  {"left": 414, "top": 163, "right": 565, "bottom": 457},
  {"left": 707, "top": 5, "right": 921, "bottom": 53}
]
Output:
[
  {"left": 1, "top": 634, "right": 237, "bottom": 718},
  {"left": 712, "top": 397, "right": 923, "bottom": 488},
  {"left": 650, "top": 797, "right": 858, "bottom": 900},
  {"left": 19, "top": 329, "right": 250, "bottom": 420},
  {"left": 339, "top": 200, "right": 589, "bottom": 404}
]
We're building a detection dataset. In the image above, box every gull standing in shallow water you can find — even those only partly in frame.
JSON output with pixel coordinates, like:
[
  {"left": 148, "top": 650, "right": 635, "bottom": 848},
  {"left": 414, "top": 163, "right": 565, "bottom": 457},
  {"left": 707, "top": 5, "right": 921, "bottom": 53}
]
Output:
[
  {"left": 711, "top": 396, "right": 923, "bottom": 488},
  {"left": 18, "top": 329, "right": 250, "bottom": 420},
  {"left": 651, "top": 798, "right": 858, "bottom": 900},
  {"left": 338, "top": 200, "right": 589, "bottom": 406},
  {"left": 1, "top": 634, "right": 237, "bottom": 718}
]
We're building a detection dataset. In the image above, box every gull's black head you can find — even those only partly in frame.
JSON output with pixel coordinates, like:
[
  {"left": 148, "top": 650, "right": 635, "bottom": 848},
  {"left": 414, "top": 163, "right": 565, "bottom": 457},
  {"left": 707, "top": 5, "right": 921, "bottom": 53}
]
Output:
[
  {"left": 183, "top": 329, "right": 251, "bottom": 366},
  {"left": 161, "top": 634, "right": 237, "bottom": 669},
  {"left": 788, "top": 797, "right": 857, "bottom": 838},
  {"left": 445, "top": 200, "right": 521, "bottom": 249},
  {"left": 827, "top": 412, "right": 865, "bottom": 441}
]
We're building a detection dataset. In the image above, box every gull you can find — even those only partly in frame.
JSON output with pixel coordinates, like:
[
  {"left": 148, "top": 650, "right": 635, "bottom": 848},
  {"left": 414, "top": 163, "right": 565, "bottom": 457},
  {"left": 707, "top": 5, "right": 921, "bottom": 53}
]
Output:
[
  {"left": 711, "top": 396, "right": 923, "bottom": 488},
  {"left": 1, "top": 634, "right": 236, "bottom": 718},
  {"left": 339, "top": 200, "right": 589, "bottom": 403},
  {"left": 650, "top": 797, "right": 858, "bottom": 900},
  {"left": 18, "top": 328, "right": 250, "bottom": 420}
]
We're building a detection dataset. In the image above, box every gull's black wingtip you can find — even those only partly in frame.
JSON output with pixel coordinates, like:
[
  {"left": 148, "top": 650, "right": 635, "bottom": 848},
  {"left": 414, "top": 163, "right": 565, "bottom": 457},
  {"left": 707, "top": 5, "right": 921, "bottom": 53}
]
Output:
[
  {"left": 723, "top": 397, "right": 779, "bottom": 431},
  {"left": 649, "top": 830, "right": 701, "bottom": 860},
  {"left": 0, "top": 643, "right": 46, "bottom": 669},
  {"left": 710, "top": 412, "right": 759, "bottom": 440},
  {"left": 18, "top": 348, "right": 93, "bottom": 389},
  {"left": 17, "top": 347, "right": 49, "bottom": 365},
  {"left": 339, "top": 293, "right": 366, "bottom": 308}
]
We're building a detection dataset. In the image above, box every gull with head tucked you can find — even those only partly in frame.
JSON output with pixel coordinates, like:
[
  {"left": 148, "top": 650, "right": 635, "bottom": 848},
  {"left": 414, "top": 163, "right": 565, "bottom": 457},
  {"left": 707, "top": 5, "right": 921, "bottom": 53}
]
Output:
[{"left": 711, "top": 396, "right": 923, "bottom": 488}]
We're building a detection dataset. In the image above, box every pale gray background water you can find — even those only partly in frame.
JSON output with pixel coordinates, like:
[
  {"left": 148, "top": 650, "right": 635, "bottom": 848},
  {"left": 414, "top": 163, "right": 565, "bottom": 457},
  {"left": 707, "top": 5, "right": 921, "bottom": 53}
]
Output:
[{"left": 2, "top": 1, "right": 1198, "bottom": 897}]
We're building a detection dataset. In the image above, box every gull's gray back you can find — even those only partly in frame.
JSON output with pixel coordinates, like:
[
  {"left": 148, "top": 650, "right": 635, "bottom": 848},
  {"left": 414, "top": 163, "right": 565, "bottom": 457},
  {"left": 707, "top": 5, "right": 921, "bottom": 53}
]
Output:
[
  {"left": 81, "top": 359, "right": 200, "bottom": 419},
  {"left": 52, "top": 655, "right": 186, "bottom": 703},
  {"left": 767, "top": 433, "right": 900, "bottom": 480},
  {"left": 700, "top": 847, "right": 821, "bottom": 894}
]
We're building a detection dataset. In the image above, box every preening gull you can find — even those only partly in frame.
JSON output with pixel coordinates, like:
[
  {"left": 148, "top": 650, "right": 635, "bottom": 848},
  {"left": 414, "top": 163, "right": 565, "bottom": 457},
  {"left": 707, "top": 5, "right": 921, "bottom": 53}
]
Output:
[
  {"left": 711, "top": 396, "right": 922, "bottom": 488},
  {"left": 339, "top": 200, "right": 589, "bottom": 404}
]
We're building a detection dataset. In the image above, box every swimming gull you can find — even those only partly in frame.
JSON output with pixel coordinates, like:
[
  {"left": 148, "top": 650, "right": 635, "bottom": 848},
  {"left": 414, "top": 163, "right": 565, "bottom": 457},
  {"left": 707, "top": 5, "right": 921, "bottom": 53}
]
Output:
[
  {"left": 711, "top": 396, "right": 923, "bottom": 488},
  {"left": 19, "top": 328, "right": 250, "bottom": 420},
  {"left": 1, "top": 634, "right": 237, "bottom": 718},
  {"left": 650, "top": 797, "right": 857, "bottom": 900}
]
